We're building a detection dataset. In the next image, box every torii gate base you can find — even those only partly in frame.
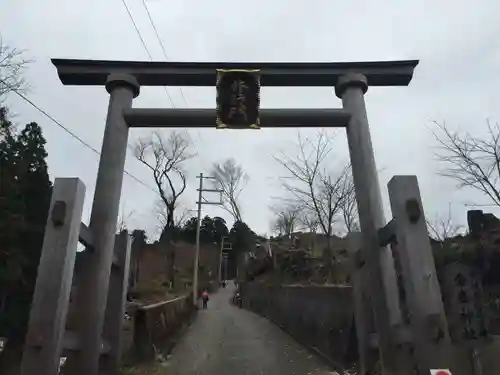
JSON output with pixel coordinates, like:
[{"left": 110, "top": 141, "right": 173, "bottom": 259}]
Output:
[{"left": 18, "top": 58, "right": 476, "bottom": 375}]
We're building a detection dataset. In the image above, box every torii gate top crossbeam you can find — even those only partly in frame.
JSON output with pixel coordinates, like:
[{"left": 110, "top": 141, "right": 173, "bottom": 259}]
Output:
[{"left": 51, "top": 59, "right": 418, "bottom": 87}]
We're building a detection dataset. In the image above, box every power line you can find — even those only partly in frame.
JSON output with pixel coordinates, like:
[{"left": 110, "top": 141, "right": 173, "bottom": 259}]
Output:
[
  {"left": 120, "top": 0, "right": 154, "bottom": 60},
  {"left": 140, "top": 0, "right": 170, "bottom": 60},
  {"left": 134, "top": 0, "right": 205, "bottom": 153},
  {"left": 120, "top": 0, "right": 176, "bottom": 108},
  {"left": 140, "top": 0, "right": 188, "bottom": 107},
  {"left": 4, "top": 82, "right": 160, "bottom": 197}
]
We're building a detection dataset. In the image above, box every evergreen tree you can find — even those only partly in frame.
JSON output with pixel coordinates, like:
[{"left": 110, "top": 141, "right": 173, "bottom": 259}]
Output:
[
  {"left": 183, "top": 217, "right": 198, "bottom": 244},
  {"left": 181, "top": 215, "right": 229, "bottom": 245},
  {"left": 229, "top": 220, "right": 256, "bottom": 253},
  {"left": 212, "top": 216, "right": 229, "bottom": 244},
  {"left": 200, "top": 216, "right": 214, "bottom": 243},
  {"left": 228, "top": 221, "right": 256, "bottom": 279},
  {"left": 0, "top": 109, "right": 52, "bottom": 374}
]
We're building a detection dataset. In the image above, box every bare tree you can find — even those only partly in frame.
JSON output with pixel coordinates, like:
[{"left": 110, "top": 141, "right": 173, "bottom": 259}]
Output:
[
  {"left": 433, "top": 121, "right": 500, "bottom": 207},
  {"left": 298, "top": 210, "right": 320, "bottom": 234},
  {"left": 135, "top": 131, "right": 194, "bottom": 240},
  {"left": 338, "top": 172, "right": 358, "bottom": 233},
  {"left": 154, "top": 198, "right": 169, "bottom": 233},
  {"left": 274, "top": 131, "right": 355, "bottom": 279},
  {"left": 211, "top": 158, "right": 248, "bottom": 222},
  {"left": 270, "top": 203, "right": 300, "bottom": 237},
  {"left": 116, "top": 201, "right": 135, "bottom": 232},
  {"left": 427, "top": 203, "right": 463, "bottom": 241},
  {"left": 318, "top": 164, "right": 356, "bottom": 235},
  {"left": 174, "top": 207, "right": 190, "bottom": 227},
  {"left": 154, "top": 198, "right": 190, "bottom": 232},
  {"left": 275, "top": 132, "right": 354, "bottom": 239},
  {"left": 135, "top": 131, "right": 194, "bottom": 286},
  {"left": 0, "top": 38, "right": 32, "bottom": 102},
  {"left": 116, "top": 209, "right": 134, "bottom": 233}
]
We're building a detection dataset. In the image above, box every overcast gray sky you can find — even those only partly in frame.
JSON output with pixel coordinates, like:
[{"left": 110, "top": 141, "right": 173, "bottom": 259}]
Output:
[{"left": 2, "top": 0, "right": 500, "bottom": 239}]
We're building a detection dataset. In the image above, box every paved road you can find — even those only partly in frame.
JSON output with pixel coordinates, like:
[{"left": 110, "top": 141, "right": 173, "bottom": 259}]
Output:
[{"left": 168, "top": 282, "right": 338, "bottom": 375}]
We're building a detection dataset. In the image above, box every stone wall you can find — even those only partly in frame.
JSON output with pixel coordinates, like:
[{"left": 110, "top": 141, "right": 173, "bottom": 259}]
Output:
[
  {"left": 125, "top": 295, "right": 196, "bottom": 364},
  {"left": 240, "top": 283, "right": 356, "bottom": 367}
]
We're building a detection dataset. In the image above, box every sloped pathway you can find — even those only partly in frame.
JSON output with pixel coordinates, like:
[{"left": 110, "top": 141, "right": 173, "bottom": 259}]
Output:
[{"left": 167, "top": 283, "right": 338, "bottom": 375}]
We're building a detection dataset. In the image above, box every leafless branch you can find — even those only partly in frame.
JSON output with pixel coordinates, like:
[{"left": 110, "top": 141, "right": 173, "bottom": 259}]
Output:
[
  {"left": 211, "top": 158, "right": 248, "bottom": 222},
  {"left": 117, "top": 205, "right": 135, "bottom": 233},
  {"left": 274, "top": 131, "right": 354, "bottom": 238},
  {"left": 154, "top": 198, "right": 190, "bottom": 232},
  {"left": 433, "top": 120, "right": 500, "bottom": 207},
  {"left": 174, "top": 207, "right": 190, "bottom": 227},
  {"left": 0, "top": 38, "right": 33, "bottom": 102},
  {"left": 270, "top": 203, "right": 301, "bottom": 237},
  {"left": 297, "top": 210, "right": 320, "bottom": 233},
  {"left": 426, "top": 203, "right": 463, "bottom": 241},
  {"left": 337, "top": 170, "right": 358, "bottom": 233},
  {"left": 134, "top": 130, "right": 195, "bottom": 236}
]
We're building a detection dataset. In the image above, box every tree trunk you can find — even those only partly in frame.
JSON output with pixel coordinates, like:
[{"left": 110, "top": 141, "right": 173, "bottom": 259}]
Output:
[
  {"left": 166, "top": 206, "right": 175, "bottom": 287},
  {"left": 0, "top": 337, "right": 23, "bottom": 375},
  {"left": 323, "top": 234, "right": 334, "bottom": 282}
]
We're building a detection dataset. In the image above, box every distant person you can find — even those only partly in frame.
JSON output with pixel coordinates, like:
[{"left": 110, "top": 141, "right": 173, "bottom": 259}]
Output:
[
  {"left": 234, "top": 290, "right": 242, "bottom": 308},
  {"left": 201, "top": 290, "right": 209, "bottom": 309}
]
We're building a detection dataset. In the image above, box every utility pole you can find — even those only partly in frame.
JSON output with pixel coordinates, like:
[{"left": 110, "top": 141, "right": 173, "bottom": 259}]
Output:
[{"left": 192, "top": 173, "right": 222, "bottom": 306}]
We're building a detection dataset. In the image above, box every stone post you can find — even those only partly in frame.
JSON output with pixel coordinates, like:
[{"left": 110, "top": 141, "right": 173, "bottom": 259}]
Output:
[
  {"left": 346, "top": 231, "right": 376, "bottom": 375},
  {"left": 67, "top": 74, "right": 139, "bottom": 375},
  {"left": 388, "top": 176, "right": 453, "bottom": 373},
  {"left": 336, "top": 73, "right": 407, "bottom": 374},
  {"left": 100, "top": 231, "right": 132, "bottom": 374},
  {"left": 20, "top": 178, "right": 86, "bottom": 375}
]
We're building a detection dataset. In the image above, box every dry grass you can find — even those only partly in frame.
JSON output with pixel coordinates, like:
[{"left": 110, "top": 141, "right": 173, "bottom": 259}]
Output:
[
  {"left": 131, "top": 276, "right": 178, "bottom": 304},
  {"left": 120, "top": 361, "right": 172, "bottom": 375}
]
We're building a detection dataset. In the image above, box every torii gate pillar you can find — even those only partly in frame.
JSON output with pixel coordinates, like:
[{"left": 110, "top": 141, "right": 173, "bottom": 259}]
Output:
[
  {"left": 336, "top": 73, "right": 407, "bottom": 374},
  {"left": 65, "top": 74, "right": 140, "bottom": 375}
]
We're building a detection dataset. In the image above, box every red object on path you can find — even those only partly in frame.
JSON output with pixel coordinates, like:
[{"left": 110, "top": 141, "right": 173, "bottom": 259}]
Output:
[{"left": 430, "top": 370, "right": 452, "bottom": 375}]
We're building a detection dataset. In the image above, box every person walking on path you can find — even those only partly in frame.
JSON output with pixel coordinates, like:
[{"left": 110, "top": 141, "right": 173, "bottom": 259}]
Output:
[{"left": 201, "top": 290, "right": 209, "bottom": 309}]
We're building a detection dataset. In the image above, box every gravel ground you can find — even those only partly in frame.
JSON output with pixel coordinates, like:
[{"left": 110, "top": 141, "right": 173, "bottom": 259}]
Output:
[{"left": 167, "top": 282, "right": 340, "bottom": 375}]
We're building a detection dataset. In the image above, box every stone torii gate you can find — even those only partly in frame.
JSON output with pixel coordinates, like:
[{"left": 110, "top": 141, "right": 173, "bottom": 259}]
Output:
[{"left": 22, "top": 58, "right": 420, "bottom": 375}]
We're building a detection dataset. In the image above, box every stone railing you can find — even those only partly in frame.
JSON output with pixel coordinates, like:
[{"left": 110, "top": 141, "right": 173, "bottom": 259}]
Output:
[
  {"left": 240, "top": 283, "right": 356, "bottom": 369},
  {"left": 125, "top": 294, "right": 195, "bottom": 363}
]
